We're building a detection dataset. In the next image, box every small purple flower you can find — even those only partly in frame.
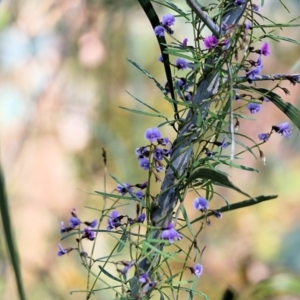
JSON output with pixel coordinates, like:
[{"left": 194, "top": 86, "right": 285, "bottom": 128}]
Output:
[
  {"left": 185, "top": 92, "right": 193, "bottom": 102},
  {"left": 193, "top": 197, "right": 209, "bottom": 212},
  {"left": 139, "top": 157, "right": 150, "bottom": 170},
  {"left": 261, "top": 42, "right": 270, "bottom": 56},
  {"left": 120, "top": 260, "right": 135, "bottom": 276},
  {"left": 175, "top": 58, "right": 187, "bottom": 70},
  {"left": 69, "top": 216, "right": 81, "bottom": 228},
  {"left": 176, "top": 78, "right": 186, "bottom": 90},
  {"left": 244, "top": 21, "right": 252, "bottom": 30},
  {"left": 57, "top": 244, "right": 68, "bottom": 256},
  {"left": 154, "top": 25, "right": 165, "bottom": 37},
  {"left": 158, "top": 137, "right": 170, "bottom": 146},
  {"left": 145, "top": 128, "right": 162, "bottom": 143},
  {"left": 252, "top": 4, "right": 259, "bottom": 12},
  {"left": 107, "top": 210, "right": 122, "bottom": 230},
  {"left": 135, "top": 147, "right": 149, "bottom": 159},
  {"left": 137, "top": 213, "right": 146, "bottom": 223},
  {"left": 60, "top": 221, "right": 67, "bottom": 233},
  {"left": 215, "top": 137, "right": 228, "bottom": 149},
  {"left": 161, "top": 14, "right": 175, "bottom": 27},
  {"left": 213, "top": 210, "right": 222, "bottom": 218},
  {"left": 258, "top": 133, "right": 270, "bottom": 142},
  {"left": 116, "top": 183, "right": 132, "bottom": 195},
  {"left": 135, "top": 190, "right": 144, "bottom": 200},
  {"left": 204, "top": 36, "right": 218, "bottom": 49},
  {"left": 263, "top": 97, "right": 270, "bottom": 102},
  {"left": 247, "top": 103, "right": 261, "bottom": 114},
  {"left": 205, "top": 148, "right": 213, "bottom": 157},
  {"left": 161, "top": 223, "right": 183, "bottom": 244},
  {"left": 234, "top": 0, "right": 246, "bottom": 5},
  {"left": 83, "top": 228, "right": 95, "bottom": 241},
  {"left": 154, "top": 148, "right": 164, "bottom": 161},
  {"left": 158, "top": 54, "right": 163, "bottom": 62},
  {"left": 272, "top": 122, "right": 292, "bottom": 138},
  {"left": 221, "top": 22, "right": 229, "bottom": 32},
  {"left": 85, "top": 219, "right": 98, "bottom": 228},
  {"left": 191, "top": 263, "right": 203, "bottom": 277},
  {"left": 139, "top": 272, "right": 149, "bottom": 283},
  {"left": 182, "top": 38, "right": 188, "bottom": 47},
  {"left": 246, "top": 56, "right": 263, "bottom": 82}
]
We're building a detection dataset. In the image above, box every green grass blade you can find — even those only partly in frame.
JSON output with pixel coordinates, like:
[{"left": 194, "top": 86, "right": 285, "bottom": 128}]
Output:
[{"left": 0, "top": 166, "right": 26, "bottom": 300}]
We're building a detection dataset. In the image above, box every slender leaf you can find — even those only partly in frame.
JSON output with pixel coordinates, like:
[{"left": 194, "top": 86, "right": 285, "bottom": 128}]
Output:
[
  {"left": 185, "top": 168, "right": 253, "bottom": 198},
  {"left": 98, "top": 265, "right": 122, "bottom": 283},
  {"left": 119, "top": 106, "right": 165, "bottom": 118},
  {"left": 0, "top": 166, "right": 26, "bottom": 300},
  {"left": 117, "top": 231, "right": 128, "bottom": 253}
]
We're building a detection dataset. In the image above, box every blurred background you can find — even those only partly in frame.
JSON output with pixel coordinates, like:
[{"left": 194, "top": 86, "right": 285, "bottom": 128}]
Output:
[{"left": 0, "top": 0, "right": 300, "bottom": 299}]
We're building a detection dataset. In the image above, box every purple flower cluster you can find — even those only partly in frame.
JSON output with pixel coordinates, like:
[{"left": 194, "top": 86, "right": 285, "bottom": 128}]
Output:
[
  {"left": 204, "top": 36, "right": 219, "bottom": 50},
  {"left": 58, "top": 209, "right": 98, "bottom": 256},
  {"left": 116, "top": 181, "right": 147, "bottom": 200},
  {"left": 135, "top": 128, "right": 172, "bottom": 173},
  {"left": 193, "top": 196, "right": 222, "bottom": 222},
  {"left": 154, "top": 13, "right": 176, "bottom": 37},
  {"left": 258, "top": 122, "right": 292, "bottom": 143},
  {"left": 106, "top": 210, "right": 146, "bottom": 231},
  {"left": 60, "top": 208, "right": 97, "bottom": 234}
]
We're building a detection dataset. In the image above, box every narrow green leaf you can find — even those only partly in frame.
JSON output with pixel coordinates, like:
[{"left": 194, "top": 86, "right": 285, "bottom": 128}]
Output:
[
  {"left": 165, "top": 1, "right": 189, "bottom": 18},
  {"left": 127, "top": 59, "right": 166, "bottom": 93},
  {"left": 186, "top": 168, "right": 253, "bottom": 199},
  {"left": 0, "top": 167, "right": 26, "bottom": 300},
  {"left": 252, "top": 88, "right": 300, "bottom": 131},
  {"left": 128, "top": 276, "right": 139, "bottom": 297},
  {"left": 218, "top": 159, "right": 259, "bottom": 173},
  {"left": 126, "top": 91, "right": 160, "bottom": 113},
  {"left": 119, "top": 106, "right": 165, "bottom": 118},
  {"left": 117, "top": 231, "right": 128, "bottom": 253},
  {"left": 98, "top": 265, "right": 122, "bottom": 283},
  {"left": 179, "top": 205, "right": 194, "bottom": 236}
]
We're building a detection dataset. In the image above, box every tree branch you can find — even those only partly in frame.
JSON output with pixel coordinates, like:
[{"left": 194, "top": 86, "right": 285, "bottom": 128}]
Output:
[{"left": 186, "top": 0, "right": 220, "bottom": 37}]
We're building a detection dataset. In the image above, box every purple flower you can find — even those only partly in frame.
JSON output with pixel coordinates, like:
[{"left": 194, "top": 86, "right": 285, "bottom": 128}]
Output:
[
  {"left": 221, "top": 22, "right": 229, "bottom": 32},
  {"left": 192, "top": 263, "right": 203, "bottom": 277},
  {"left": 185, "top": 92, "right": 193, "bottom": 102},
  {"left": 244, "top": 21, "right": 252, "bottom": 30},
  {"left": 161, "top": 223, "right": 182, "bottom": 244},
  {"left": 154, "top": 148, "right": 164, "bottom": 161},
  {"left": 234, "top": 0, "right": 246, "bottom": 5},
  {"left": 263, "top": 97, "right": 270, "bottom": 102},
  {"left": 247, "top": 103, "right": 261, "bottom": 114},
  {"left": 85, "top": 219, "right": 98, "bottom": 228},
  {"left": 135, "top": 147, "right": 149, "bottom": 159},
  {"left": 162, "top": 14, "right": 175, "bottom": 27},
  {"left": 120, "top": 260, "right": 135, "bottom": 276},
  {"left": 60, "top": 221, "right": 67, "bottom": 233},
  {"left": 139, "top": 272, "right": 149, "bottom": 283},
  {"left": 107, "top": 210, "right": 122, "bottom": 230},
  {"left": 258, "top": 133, "right": 270, "bottom": 142},
  {"left": 154, "top": 25, "right": 165, "bottom": 37},
  {"left": 69, "top": 216, "right": 81, "bottom": 228},
  {"left": 158, "top": 137, "right": 170, "bottom": 146},
  {"left": 175, "top": 58, "right": 187, "bottom": 70},
  {"left": 57, "top": 244, "right": 68, "bottom": 256},
  {"left": 213, "top": 210, "right": 222, "bottom": 218},
  {"left": 158, "top": 54, "right": 163, "bottom": 62},
  {"left": 193, "top": 197, "right": 209, "bottom": 212},
  {"left": 116, "top": 183, "right": 132, "bottom": 195},
  {"left": 246, "top": 56, "right": 263, "bottom": 82},
  {"left": 137, "top": 213, "right": 146, "bottom": 223},
  {"left": 261, "top": 42, "right": 270, "bottom": 56},
  {"left": 182, "top": 38, "right": 188, "bottom": 47},
  {"left": 215, "top": 137, "right": 228, "bottom": 149},
  {"left": 139, "top": 157, "right": 150, "bottom": 170},
  {"left": 145, "top": 128, "right": 162, "bottom": 143},
  {"left": 83, "top": 228, "right": 95, "bottom": 241},
  {"left": 252, "top": 4, "right": 259, "bottom": 12},
  {"left": 204, "top": 36, "right": 218, "bottom": 49},
  {"left": 135, "top": 190, "right": 144, "bottom": 199},
  {"left": 272, "top": 122, "right": 292, "bottom": 138}
]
